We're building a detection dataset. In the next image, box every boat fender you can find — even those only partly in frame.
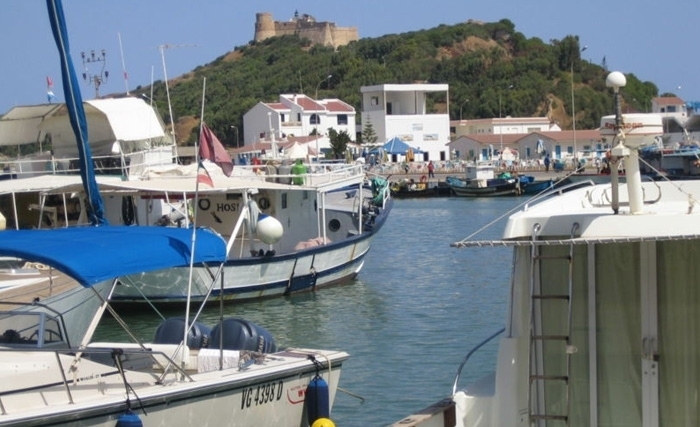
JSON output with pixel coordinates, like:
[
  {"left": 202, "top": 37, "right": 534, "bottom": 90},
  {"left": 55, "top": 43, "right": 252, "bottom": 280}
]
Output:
[
  {"left": 256, "top": 214, "right": 283, "bottom": 244},
  {"left": 420, "top": 174, "right": 427, "bottom": 183},
  {"left": 311, "top": 418, "right": 336, "bottom": 427},
  {"left": 306, "top": 375, "right": 330, "bottom": 425},
  {"left": 115, "top": 409, "right": 142, "bottom": 427}
]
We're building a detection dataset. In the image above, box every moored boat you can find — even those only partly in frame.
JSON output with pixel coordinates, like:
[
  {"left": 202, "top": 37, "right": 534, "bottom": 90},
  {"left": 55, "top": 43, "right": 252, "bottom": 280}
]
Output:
[
  {"left": 392, "top": 71, "right": 700, "bottom": 426},
  {"left": 446, "top": 162, "right": 520, "bottom": 197},
  {"left": 389, "top": 178, "right": 453, "bottom": 198},
  {"left": 518, "top": 175, "right": 554, "bottom": 195}
]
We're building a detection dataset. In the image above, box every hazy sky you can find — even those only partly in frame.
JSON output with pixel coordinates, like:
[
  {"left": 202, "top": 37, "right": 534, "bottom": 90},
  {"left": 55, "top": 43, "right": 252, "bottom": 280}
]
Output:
[{"left": 1, "top": 0, "right": 698, "bottom": 116}]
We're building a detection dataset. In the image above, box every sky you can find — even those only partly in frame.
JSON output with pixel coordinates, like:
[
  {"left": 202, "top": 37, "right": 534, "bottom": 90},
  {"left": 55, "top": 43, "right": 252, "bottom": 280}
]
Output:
[{"left": 1, "top": 0, "right": 699, "bottom": 116}]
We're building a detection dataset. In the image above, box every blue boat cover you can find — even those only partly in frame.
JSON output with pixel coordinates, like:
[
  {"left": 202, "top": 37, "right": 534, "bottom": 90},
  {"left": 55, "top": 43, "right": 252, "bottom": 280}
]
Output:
[{"left": 0, "top": 226, "right": 226, "bottom": 288}]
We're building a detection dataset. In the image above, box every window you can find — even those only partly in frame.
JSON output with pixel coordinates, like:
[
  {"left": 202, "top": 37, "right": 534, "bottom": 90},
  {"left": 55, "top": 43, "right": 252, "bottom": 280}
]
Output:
[
  {"left": 310, "top": 114, "right": 320, "bottom": 125},
  {"left": 370, "top": 96, "right": 379, "bottom": 106},
  {"left": 280, "top": 113, "right": 285, "bottom": 122},
  {"left": 337, "top": 114, "right": 348, "bottom": 125}
]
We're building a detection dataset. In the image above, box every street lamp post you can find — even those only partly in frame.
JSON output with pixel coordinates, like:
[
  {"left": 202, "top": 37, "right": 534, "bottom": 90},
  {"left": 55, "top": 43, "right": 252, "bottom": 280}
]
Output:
[
  {"left": 459, "top": 99, "right": 469, "bottom": 121},
  {"left": 572, "top": 45, "right": 588, "bottom": 168},
  {"left": 498, "top": 85, "right": 513, "bottom": 153},
  {"left": 230, "top": 125, "right": 239, "bottom": 148},
  {"left": 315, "top": 74, "right": 332, "bottom": 100},
  {"left": 499, "top": 93, "right": 503, "bottom": 154}
]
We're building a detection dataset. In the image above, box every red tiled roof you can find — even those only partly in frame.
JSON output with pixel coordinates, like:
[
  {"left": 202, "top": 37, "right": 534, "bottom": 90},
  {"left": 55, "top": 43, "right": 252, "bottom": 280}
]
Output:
[
  {"left": 296, "top": 97, "right": 323, "bottom": 111},
  {"left": 653, "top": 96, "right": 684, "bottom": 105},
  {"left": 320, "top": 100, "right": 354, "bottom": 113}
]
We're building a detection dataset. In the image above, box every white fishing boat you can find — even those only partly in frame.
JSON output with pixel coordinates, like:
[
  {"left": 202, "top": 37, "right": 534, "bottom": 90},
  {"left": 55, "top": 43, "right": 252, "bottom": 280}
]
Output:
[
  {"left": 96, "top": 161, "right": 392, "bottom": 306},
  {"left": 392, "top": 72, "right": 700, "bottom": 426}
]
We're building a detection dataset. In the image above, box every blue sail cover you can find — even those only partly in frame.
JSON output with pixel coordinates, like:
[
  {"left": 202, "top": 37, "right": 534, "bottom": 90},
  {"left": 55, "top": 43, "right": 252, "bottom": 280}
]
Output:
[
  {"left": 0, "top": 227, "right": 226, "bottom": 288},
  {"left": 46, "top": 0, "right": 107, "bottom": 225}
]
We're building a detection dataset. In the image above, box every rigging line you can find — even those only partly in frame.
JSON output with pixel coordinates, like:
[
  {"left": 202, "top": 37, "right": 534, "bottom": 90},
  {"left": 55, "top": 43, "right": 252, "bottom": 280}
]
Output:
[{"left": 112, "top": 349, "right": 147, "bottom": 415}]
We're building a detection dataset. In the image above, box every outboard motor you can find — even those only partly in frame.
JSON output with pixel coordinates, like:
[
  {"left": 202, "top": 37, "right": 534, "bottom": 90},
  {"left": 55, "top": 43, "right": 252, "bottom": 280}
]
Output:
[
  {"left": 152, "top": 317, "right": 211, "bottom": 349},
  {"left": 209, "top": 317, "right": 277, "bottom": 353}
]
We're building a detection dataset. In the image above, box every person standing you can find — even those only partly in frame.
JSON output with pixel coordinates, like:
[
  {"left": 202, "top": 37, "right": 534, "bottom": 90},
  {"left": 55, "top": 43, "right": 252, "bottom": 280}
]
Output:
[
  {"left": 544, "top": 155, "right": 551, "bottom": 172},
  {"left": 427, "top": 161, "right": 435, "bottom": 178}
]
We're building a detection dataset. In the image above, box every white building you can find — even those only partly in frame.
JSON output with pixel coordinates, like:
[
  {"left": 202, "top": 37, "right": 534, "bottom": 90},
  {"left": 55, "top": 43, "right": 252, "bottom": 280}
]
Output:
[
  {"left": 360, "top": 83, "right": 451, "bottom": 161},
  {"left": 447, "top": 129, "right": 603, "bottom": 163},
  {"left": 451, "top": 116, "right": 560, "bottom": 137},
  {"left": 242, "top": 94, "right": 356, "bottom": 154}
]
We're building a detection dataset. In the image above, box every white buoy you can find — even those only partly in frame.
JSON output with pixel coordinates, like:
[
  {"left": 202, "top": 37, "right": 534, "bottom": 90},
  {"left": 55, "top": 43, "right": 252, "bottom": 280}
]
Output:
[{"left": 256, "top": 214, "right": 283, "bottom": 244}]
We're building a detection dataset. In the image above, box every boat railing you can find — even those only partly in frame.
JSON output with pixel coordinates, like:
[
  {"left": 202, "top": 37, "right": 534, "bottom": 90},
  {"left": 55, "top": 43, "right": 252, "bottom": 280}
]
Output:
[
  {"left": 522, "top": 180, "right": 597, "bottom": 211},
  {"left": 233, "top": 162, "right": 365, "bottom": 187},
  {"left": 0, "top": 147, "right": 177, "bottom": 180},
  {"left": 452, "top": 327, "right": 505, "bottom": 395},
  {"left": 0, "top": 344, "right": 194, "bottom": 404}
]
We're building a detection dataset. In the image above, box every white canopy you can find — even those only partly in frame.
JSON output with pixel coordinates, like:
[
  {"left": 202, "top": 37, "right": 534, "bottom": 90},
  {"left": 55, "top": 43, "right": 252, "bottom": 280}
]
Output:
[{"left": 0, "top": 97, "right": 171, "bottom": 157}]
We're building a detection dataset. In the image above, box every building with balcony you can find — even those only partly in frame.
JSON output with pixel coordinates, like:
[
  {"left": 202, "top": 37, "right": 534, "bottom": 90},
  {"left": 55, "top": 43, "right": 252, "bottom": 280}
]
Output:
[{"left": 360, "top": 83, "right": 450, "bottom": 162}]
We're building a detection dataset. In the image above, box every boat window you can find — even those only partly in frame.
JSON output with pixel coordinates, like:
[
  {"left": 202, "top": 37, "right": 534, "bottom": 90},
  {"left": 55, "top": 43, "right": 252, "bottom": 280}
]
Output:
[
  {"left": 0, "top": 312, "right": 64, "bottom": 347},
  {"left": 328, "top": 219, "right": 341, "bottom": 232},
  {"left": 281, "top": 193, "right": 287, "bottom": 209}
]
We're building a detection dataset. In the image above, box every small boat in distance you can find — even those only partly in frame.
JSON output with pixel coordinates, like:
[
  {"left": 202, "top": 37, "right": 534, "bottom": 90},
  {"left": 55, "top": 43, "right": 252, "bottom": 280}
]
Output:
[
  {"left": 446, "top": 162, "right": 520, "bottom": 197},
  {"left": 389, "top": 178, "right": 453, "bottom": 198},
  {"left": 392, "top": 72, "right": 700, "bottom": 426}
]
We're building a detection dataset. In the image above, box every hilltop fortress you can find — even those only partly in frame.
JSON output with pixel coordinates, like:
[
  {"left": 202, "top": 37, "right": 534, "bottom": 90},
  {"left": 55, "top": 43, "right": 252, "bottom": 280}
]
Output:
[{"left": 254, "top": 11, "right": 358, "bottom": 49}]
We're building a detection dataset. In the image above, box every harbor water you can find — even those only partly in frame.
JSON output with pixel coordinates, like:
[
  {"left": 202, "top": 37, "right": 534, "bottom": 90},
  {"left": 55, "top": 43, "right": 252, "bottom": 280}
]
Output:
[{"left": 95, "top": 196, "right": 525, "bottom": 426}]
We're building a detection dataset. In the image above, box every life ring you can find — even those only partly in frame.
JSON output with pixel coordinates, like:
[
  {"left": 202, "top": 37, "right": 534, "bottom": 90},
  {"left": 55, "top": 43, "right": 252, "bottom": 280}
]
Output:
[{"left": 420, "top": 175, "right": 427, "bottom": 183}]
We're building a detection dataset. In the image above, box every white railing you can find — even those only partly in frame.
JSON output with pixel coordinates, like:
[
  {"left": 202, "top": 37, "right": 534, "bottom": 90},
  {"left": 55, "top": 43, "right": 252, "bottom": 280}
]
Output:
[{"left": 0, "top": 147, "right": 177, "bottom": 179}]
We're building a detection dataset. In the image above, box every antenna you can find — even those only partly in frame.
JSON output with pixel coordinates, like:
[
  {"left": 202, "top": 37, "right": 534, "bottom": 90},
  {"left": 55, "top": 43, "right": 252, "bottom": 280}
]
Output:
[
  {"left": 158, "top": 43, "right": 198, "bottom": 150},
  {"left": 81, "top": 49, "right": 108, "bottom": 98},
  {"left": 118, "top": 33, "right": 129, "bottom": 95}
]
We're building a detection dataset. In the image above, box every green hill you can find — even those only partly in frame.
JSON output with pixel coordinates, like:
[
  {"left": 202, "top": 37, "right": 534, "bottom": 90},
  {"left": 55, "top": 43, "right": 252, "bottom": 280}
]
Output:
[{"left": 134, "top": 19, "right": 659, "bottom": 146}]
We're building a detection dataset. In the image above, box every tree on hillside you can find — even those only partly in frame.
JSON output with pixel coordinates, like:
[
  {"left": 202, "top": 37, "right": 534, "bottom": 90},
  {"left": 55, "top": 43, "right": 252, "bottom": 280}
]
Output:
[{"left": 360, "top": 115, "right": 378, "bottom": 145}]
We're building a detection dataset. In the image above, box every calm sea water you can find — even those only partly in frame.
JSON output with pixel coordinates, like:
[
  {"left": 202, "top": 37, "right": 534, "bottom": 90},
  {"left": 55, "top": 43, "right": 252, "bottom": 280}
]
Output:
[{"left": 94, "top": 196, "right": 525, "bottom": 426}]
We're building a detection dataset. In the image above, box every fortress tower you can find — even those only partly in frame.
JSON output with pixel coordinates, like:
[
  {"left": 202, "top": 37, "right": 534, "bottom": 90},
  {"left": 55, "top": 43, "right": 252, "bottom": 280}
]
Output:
[{"left": 254, "top": 11, "right": 358, "bottom": 49}]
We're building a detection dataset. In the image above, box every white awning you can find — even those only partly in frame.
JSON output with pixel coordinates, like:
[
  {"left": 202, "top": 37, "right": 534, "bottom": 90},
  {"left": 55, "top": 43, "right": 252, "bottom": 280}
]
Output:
[{"left": 0, "top": 97, "right": 170, "bottom": 157}]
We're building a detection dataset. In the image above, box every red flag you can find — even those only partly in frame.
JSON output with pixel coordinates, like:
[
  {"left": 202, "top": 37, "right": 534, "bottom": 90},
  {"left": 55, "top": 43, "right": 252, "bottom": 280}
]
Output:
[
  {"left": 46, "top": 76, "right": 53, "bottom": 88},
  {"left": 199, "top": 123, "right": 233, "bottom": 177},
  {"left": 197, "top": 161, "right": 214, "bottom": 188}
]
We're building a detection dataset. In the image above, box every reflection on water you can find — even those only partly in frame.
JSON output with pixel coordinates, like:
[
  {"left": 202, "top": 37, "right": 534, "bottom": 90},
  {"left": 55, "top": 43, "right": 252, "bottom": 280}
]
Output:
[{"left": 95, "top": 196, "right": 524, "bottom": 426}]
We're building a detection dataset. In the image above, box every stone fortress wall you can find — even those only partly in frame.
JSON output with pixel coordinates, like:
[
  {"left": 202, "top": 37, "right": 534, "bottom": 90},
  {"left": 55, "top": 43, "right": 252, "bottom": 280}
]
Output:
[{"left": 254, "top": 11, "right": 358, "bottom": 49}]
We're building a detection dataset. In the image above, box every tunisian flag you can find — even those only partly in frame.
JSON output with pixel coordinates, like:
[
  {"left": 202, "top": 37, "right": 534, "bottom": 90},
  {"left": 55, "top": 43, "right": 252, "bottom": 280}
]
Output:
[{"left": 199, "top": 123, "right": 233, "bottom": 176}]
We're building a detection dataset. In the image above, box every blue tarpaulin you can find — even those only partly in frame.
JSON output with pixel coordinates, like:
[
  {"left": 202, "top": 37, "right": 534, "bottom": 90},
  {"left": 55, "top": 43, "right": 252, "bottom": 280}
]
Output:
[{"left": 0, "top": 226, "right": 227, "bottom": 288}]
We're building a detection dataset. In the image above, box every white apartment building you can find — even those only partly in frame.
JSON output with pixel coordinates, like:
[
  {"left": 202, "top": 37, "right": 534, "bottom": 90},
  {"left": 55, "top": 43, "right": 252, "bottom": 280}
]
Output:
[
  {"left": 242, "top": 94, "right": 356, "bottom": 153},
  {"left": 360, "top": 83, "right": 451, "bottom": 161},
  {"left": 451, "top": 116, "right": 560, "bottom": 137}
]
